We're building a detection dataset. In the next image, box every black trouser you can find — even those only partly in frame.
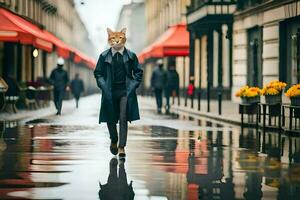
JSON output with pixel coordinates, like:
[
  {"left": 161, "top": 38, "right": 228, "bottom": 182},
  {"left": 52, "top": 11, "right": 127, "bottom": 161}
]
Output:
[
  {"left": 107, "top": 88, "right": 128, "bottom": 148},
  {"left": 165, "top": 91, "right": 170, "bottom": 112},
  {"left": 74, "top": 94, "right": 80, "bottom": 108},
  {"left": 53, "top": 89, "right": 65, "bottom": 113},
  {"left": 154, "top": 88, "right": 163, "bottom": 111}
]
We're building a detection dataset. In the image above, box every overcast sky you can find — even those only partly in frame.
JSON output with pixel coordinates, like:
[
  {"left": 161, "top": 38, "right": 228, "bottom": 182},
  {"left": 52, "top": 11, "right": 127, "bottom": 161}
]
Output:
[{"left": 75, "top": 0, "right": 132, "bottom": 55}]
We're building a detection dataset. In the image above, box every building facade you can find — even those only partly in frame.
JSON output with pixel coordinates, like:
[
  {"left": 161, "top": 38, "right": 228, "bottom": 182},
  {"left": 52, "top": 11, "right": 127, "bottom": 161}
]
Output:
[
  {"left": 0, "top": 0, "right": 96, "bottom": 95},
  {"left": 116, "top": 0, "right": 146, "bottom": 55},
  {"left": 186, "top": 0, "right": 237, "bottom": 103},
  {"left": 232, "top": 0, "right": 300, "bottom": 101},
  {"left": 143, "top": 0, "right": 191, "bottom": 93}
]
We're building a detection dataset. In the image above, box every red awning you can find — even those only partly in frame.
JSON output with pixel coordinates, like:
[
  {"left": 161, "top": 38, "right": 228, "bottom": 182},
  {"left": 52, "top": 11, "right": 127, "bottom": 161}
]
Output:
[
  {"left": 0, "top": 8, "right": 53, "bottom": 52},
  {"left": 138, "top": 23, "right": 189, "bottom": 63},
  {"left": 73, "top": 50, "right": 96, "bottom": 69},
  {"left": 43, "top": 31, "right": 72, "bottom": 59},
  {"left": 0, "top": 8, "right": 96, "bottom": 69}
]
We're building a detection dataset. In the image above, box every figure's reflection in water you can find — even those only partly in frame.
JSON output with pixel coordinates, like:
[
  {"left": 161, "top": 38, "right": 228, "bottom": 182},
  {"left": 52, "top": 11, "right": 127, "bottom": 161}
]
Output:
[{"left": 99, "top": 158, "right": 134, "bottom": 200}]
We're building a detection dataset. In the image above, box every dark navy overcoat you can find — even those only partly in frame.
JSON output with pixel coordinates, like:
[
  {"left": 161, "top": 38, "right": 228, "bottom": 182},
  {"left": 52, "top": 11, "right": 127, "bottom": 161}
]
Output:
[{"left": 94, "top": 48, "right": 143, "bottom": 123}]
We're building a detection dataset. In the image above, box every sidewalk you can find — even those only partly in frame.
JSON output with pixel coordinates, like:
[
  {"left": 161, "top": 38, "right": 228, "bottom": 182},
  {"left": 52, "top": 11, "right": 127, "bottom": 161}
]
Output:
[
  {"left": 0, "top": 97, "right": 82, "bottom": 122},
  {"left": 1, "top": 94, "right": 242, "bottom": 125},
  {"left": 140, "top": 96, "right": 241, "bottom": 125}
]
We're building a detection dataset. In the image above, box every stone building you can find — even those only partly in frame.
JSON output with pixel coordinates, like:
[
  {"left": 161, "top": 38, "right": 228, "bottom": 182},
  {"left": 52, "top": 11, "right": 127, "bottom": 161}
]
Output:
[{"left": 232, "top": 0, "right": 300, "bottom": 101}]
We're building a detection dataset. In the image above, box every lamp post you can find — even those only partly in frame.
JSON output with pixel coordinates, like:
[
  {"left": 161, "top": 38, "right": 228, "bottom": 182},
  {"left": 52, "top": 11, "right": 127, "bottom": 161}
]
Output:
[{"left": 31, "top": 48, "right": 39, "bottom": 81}]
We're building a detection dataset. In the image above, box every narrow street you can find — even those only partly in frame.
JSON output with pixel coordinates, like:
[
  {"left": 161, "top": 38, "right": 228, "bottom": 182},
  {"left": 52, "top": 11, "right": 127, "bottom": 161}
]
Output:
[{"left": 0, "top": 95, "right": 299, "bottom": 200}]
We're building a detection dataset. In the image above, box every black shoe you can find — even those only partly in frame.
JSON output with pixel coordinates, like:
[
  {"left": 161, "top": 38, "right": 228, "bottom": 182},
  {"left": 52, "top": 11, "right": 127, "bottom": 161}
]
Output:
[
  {"left": 110, "top": 143, "right": 118, "bottom": 155},
  {"left": 56, "top": 112, "right": 61, "bottom": 115},
  {"left": 118, "top": 147, "right": 126, "bottom": 158}
]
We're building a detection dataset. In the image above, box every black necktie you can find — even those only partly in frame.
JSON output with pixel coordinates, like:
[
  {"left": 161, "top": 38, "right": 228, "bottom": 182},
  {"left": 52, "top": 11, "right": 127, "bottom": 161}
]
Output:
[{"left": 114, "top": 52, "right": 122, "bottom": 63}]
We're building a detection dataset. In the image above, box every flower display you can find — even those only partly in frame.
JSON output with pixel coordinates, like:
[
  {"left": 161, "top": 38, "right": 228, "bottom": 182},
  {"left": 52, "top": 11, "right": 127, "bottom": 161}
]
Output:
[
  {"left": 261, "top": 81, "right": 287, "bottom": 96},
  {"left": 285, "top": 84, "right": 300, "bottom": 98},
  {"left": 235, "top": 86, "right": 261, "bottom": 98}
]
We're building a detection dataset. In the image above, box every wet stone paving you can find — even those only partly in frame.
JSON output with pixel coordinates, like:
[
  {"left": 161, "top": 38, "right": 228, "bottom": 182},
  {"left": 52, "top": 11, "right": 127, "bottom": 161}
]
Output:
[{"left": 0, "top": 95, "right": 299, "bottom": 200}]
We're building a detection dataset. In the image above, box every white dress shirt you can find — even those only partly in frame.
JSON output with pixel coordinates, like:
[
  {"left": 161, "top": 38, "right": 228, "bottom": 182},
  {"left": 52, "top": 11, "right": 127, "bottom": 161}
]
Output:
[{"left": 111, "top": 47, "right": 125, "bottom": 56}]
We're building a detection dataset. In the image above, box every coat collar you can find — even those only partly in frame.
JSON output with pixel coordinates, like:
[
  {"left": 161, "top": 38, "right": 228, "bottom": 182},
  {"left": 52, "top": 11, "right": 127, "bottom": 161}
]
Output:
[{"left": 102, "top": 47, "right": 134, "bottom": 64}]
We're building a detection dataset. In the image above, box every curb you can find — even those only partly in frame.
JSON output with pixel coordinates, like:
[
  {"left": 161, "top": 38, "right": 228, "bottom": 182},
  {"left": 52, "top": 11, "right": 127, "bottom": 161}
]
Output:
[{"left": 171, "top": 106, "right": 242, "bottom": 126}]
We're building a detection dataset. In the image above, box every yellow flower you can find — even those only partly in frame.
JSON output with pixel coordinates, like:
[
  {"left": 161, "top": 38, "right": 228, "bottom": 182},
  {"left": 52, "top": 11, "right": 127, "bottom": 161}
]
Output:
[
  {"left": 262, "top": 80, "right": 286, "bottom": 96},
  {"left": 285, "top": 84, "right": 300, "bottom": 98},
  {"left": 236, "top": 86, "right": 261, "bottom": 98}
]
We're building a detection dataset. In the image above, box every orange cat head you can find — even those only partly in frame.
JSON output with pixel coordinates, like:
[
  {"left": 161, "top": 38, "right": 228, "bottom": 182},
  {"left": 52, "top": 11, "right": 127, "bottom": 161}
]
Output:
[{"left": 107, "top": 28, "right": 127, "bottom": 50}]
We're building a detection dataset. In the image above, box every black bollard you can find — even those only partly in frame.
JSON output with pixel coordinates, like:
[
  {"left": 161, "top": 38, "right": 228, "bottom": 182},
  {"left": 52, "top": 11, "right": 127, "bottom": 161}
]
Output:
[
  {"left": 178, "top": 90, "right": 181, "bottom": 106},
  {"left": 197, "top": 91, "right": 201, "bottom": 111},
  {"left": 218, "top": 91, "right": 222, "bottom": 115},
  {"left": 184, "top": 91, "right": 188, "bottom": 107},
  {"left": 191, "top": 94, "right": 194, "bottom": 109}
]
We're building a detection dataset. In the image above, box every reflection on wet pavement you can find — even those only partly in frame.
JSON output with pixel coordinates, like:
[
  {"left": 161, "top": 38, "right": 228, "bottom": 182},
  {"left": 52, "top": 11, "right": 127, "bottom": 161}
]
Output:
[{"left": 0, "top": 115, "right": 300, "bottom": 199}]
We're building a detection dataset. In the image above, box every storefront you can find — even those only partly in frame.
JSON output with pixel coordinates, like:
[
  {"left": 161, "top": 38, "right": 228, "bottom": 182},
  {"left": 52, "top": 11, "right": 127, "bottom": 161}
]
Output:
[
  {"left": 138, "top": 23, "right": 190, "bottom": 95},
  {"left": 0, "top": 7, "right": 95, "bottom": 87},
  {"left": 232, "top": 0, "right": 300, "bottom": 101}
]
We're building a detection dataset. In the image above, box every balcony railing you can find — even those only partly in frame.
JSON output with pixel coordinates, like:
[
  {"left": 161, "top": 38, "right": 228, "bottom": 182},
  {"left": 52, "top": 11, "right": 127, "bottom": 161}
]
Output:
[
  {"left": 187, "top": 0, "right": 237, "bottom": 14},
  {"left": 236, "top": 0, "right": 271, "bottom": 11}
]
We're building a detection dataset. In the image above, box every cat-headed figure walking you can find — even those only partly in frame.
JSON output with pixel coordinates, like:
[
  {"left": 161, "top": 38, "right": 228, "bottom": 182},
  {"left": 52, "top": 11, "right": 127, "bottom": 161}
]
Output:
[{"left": 94, "top": 28, "right": 143, "bottom": 158}]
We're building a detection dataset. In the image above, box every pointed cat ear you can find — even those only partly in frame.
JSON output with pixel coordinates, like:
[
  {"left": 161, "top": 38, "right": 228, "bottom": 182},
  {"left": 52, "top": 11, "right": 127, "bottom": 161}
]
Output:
[
  {"left": 120, "top": 28, "right": 127, "bottom": 34},
  {"left": 107, "top": 28, "right": 113, "bottom": 36}
]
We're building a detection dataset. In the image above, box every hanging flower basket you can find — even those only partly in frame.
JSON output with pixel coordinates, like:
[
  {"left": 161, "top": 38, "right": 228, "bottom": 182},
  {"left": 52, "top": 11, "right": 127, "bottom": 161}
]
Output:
[
  {"left": 262, "top": 81, "right": 286, "bottom": 105},
  {"left": 265, "top": 94, "right": 282, "bottom": 105},
  {"left": 241, "top": 96, "right": 260, "bottom": 104},
  {"left": 236, "top": 86, "right": 261, "bottom": 104}
]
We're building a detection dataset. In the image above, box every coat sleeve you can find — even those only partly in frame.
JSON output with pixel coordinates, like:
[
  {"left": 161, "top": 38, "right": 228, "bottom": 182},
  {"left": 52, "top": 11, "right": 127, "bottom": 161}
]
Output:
[
  {"left": 132, "top": 54, "right": 143, "bottom": 87},
  {"left": 94, "top": 55, "right": 106, "bottom": 89}
]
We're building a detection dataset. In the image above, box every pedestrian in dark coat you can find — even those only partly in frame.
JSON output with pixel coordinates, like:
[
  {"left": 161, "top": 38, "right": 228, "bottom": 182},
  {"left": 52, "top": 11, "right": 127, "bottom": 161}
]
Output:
[
  {"left": 151, "top": 59, "right": 167, "bottom": 114},
  {"left": 165, "top": 65, "right": 179, "bottom": 114},
  {"left": 50, "top": 57, "right": 69, "bottom": 115},
  {"left": 94, "top": 28, "right": 143, "bottom": 158},
  {"left": 70, "top": 73, "right": 84, "bottom": 108}
]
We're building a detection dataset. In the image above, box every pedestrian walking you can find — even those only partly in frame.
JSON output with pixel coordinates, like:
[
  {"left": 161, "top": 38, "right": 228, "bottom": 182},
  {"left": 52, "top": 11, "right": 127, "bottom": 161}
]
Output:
[
  {"left": 70, "top": 73, "right": 84, "bottom": 108},
  {"left": 50, "top": 57, "right": 69, "bottom": 115},
  {"left": 151, "top": 59, "right": 167, "bottom": 114},
  {"left": 94, "top": 28, "right": 143, "bottom": 158},
  {"left": 165, "top": 65, "right": 179, "bottom": 114},
  {"left": 187, "top": 77, "right": 195, "bottom": 107}
]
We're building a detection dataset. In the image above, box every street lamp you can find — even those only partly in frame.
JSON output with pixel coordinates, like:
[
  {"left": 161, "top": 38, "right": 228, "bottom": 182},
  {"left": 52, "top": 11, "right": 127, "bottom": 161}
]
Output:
[{"left": 32, "top": 49, "right": 39, "bottom": 58}]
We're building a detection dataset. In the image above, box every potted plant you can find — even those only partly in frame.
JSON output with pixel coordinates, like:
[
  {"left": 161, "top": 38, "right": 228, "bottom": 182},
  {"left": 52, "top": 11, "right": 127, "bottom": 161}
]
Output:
[
  {"left": 236, "top": 86, "right": 261, "bottom": 104},
  {"left": 261, "top": 81, "right": 286, "bottom": 105},
  {"left": 285, "top": 83, "right": 300, "bottom": 106}
]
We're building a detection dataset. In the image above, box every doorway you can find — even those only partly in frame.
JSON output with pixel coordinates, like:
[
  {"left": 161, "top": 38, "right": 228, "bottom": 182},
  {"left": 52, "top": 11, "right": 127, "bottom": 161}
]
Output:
[{"left": 247, "top": 26, "right": 263, "bottom": 87}]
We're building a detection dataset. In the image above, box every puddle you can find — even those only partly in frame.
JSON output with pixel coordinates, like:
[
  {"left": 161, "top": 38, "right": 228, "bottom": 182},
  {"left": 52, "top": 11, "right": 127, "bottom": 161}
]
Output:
[{"left": 0, "top": 118, "right": 299, "bottom": 199}]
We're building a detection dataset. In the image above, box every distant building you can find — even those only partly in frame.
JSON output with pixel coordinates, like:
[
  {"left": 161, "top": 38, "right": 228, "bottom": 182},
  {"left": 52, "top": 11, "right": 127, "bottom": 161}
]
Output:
[
  {"left": 141, "top": 0, "right": 190, "bottom": 94},
  {"left": 115, "top": 0, "right": 146, "bottom": 54}
]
